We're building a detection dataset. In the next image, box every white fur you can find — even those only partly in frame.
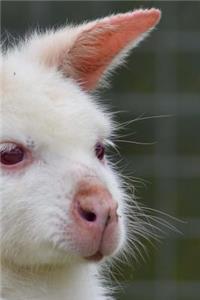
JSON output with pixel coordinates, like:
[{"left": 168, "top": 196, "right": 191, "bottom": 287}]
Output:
[{"left": 0, "top": 10, "right": 160, "bottom": 300}]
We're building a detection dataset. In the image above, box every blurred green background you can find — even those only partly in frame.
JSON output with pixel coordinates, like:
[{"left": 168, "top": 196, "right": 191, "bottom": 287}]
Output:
[{"left": 2, "top": 1, "right": 200, "bottom": 299}]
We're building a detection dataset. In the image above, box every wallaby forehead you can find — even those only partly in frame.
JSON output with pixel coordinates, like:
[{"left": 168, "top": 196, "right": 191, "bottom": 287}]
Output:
[{"left": 1, "top": 55, "right": 111, "bottom": 146}]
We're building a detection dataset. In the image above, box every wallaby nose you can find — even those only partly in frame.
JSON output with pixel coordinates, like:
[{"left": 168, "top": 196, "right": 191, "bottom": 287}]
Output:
[
  {"left": 74, "top": 181, "right": 118, "bottom": 227},
  {"left": 76, "top": 189, "right": 117, "bottom": 226},
  {"left": 71, "top": 180, "right": 119, "bottom": 258}
]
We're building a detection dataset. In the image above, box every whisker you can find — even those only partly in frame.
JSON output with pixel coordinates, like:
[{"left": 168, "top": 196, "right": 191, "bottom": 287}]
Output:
[
  {"left": 139, "top": 206, "right": 186, "bottom": 223},
  {"left": 115, "top": 139, "right": 157, "bottom": 146},
  {"left": 119, "top": 113, "right": 174, "bottom": 129}
]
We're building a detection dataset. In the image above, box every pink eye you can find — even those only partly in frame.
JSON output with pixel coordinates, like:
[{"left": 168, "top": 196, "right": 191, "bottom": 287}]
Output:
[
  {"left": 0, "top": 144, "right": 25, "bottom": 166},
  {"left": 95, "top": 143, "right": 105, "bottom": 161}
]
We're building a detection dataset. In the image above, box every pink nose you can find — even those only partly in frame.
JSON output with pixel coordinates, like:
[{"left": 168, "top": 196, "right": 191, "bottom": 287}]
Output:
[
  {"left": 76, "top": 184, "right": 118, "bottom": 226},
  {"left": 71, "top": 180, "right": 119, "bottom": 259}
]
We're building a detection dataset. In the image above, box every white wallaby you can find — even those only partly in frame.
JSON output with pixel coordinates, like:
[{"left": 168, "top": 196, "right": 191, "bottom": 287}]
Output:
[{"left": 0, "top": 9, "right": 161, "bottom": 300}]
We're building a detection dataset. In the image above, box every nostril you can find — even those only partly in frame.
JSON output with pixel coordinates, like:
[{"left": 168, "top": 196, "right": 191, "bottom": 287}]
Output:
[
  {"left": 78, "top": 204, "right": 97, "bottom": 222},
  {"left": 105, "top": 214, "right": 111, "bottom": 227}
]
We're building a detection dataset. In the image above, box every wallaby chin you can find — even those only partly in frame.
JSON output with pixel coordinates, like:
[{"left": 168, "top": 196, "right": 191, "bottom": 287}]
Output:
[{"left": 0, "top": 9, "right": 161, "bottom": 300}]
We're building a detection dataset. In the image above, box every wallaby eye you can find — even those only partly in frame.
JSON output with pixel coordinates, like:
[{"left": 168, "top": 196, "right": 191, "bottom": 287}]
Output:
[
  {"left": 95, "top": 143, "right": 105, "bottom": 161},
  {"left": 0, "top": 143, "right": 26, "bottom": 166}
]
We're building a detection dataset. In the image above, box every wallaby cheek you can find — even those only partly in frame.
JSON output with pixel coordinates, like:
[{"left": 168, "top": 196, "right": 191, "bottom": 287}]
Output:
[{"left": 1, "top": 156, "right": 126, "bottom": 263}]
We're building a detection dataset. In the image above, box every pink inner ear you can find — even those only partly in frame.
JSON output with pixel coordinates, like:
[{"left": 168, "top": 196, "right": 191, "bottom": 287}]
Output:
[{"left": 69, "top": 9, "right": 161, "bottom": 90}]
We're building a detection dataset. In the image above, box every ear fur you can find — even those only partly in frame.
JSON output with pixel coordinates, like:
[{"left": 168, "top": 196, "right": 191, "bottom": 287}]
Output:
[{"left": 25, "top": 9, "right": 161, "bottom": 90}]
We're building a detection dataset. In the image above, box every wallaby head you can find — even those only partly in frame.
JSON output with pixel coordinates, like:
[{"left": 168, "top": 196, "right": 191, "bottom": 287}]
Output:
[{"left": 0, "top": 8, "right": 161, "bottom": 300}]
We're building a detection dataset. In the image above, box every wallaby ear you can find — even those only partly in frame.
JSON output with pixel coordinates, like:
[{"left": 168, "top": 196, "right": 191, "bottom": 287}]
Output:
[{"left": 27, "top": 9, "right": 161, "bottom": 90}]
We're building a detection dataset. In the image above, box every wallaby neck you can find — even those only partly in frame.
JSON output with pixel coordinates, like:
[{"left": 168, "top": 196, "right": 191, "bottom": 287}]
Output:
[{"left": 1, "top": 262, "right": 106, "bottom": 300}]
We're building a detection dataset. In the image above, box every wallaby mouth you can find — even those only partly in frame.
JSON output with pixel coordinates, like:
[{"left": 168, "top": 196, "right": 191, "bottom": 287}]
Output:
[{"left": 85, "top": 251, "right": 103, "bottom": 262}]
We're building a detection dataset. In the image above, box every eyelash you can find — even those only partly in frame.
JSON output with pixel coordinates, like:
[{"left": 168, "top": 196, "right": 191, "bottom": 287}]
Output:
[{"left": 0, "top": 143, "right": 16, "bottom": 152}]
